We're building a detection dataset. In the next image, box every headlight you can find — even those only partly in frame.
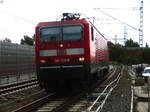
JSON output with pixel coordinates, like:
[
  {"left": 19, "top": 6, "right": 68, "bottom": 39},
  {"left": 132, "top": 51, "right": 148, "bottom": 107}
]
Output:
[
  {"left": 40, "top": 60, "right": 46, "bottom": 63},
  {"left": 79, "top": 57, "right": 85, "bottom": 62}
]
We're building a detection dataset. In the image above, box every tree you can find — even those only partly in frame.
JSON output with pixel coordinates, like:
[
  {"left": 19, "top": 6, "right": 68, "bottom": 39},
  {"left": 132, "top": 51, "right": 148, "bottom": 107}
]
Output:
[
  {"left": 125, "top": 39, "right": 139, "bottom": 47},
  {"left": 20, "top": 35, "right": 33, "bottom": 45},
  {"left": 0, "top": 38, "right": 12, "bottom": 43},
  {"left": 108, "top": 41, "right": 115, "bottom": 48},
  {"left": 146, "top": 43, "right": 149, "bottom": 48},
  {"left": 108, "top": 41, "right": 127, "bottom": 63},
  {"left": 140, "top": 48, "right": 150, "bottom": 64}
]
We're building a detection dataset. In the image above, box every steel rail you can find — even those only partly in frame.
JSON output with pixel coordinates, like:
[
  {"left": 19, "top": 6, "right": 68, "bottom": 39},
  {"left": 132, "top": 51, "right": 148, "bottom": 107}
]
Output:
[
  {"left": 52, "top": 66, "right": 118, "bottom": 112},
  {"left": 96, "top": 73, "right": 121, "bottom": 112},
  {"left": 0, "top": 80, "right": 38, "bottom": 95},
  {"left": 11, "top": 93, "right": 55, "bottom": 112},
  {"left": 87, "top": 66, "right": 123, "bottom": 112},
  {"left": 11, "top": 66, "right": 118, "bottom": 112},
  {"left": 0, "top": 79, "right": 37, "bottom": 89}
]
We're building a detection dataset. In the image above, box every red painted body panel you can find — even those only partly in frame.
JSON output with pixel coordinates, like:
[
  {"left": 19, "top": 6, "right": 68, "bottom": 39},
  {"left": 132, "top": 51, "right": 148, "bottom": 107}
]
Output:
[{"left": 35, "top": 20, "right": 109, "bottom": 65}]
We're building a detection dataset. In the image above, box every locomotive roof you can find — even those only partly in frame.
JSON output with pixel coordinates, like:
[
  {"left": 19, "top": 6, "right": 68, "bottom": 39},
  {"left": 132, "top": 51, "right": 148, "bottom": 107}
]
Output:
[
  {"left": 36, "top": 19, "right": 107, "bottom": 41},
  {"left": 36, "top": 19, "right": 90, "bottom": 27}
]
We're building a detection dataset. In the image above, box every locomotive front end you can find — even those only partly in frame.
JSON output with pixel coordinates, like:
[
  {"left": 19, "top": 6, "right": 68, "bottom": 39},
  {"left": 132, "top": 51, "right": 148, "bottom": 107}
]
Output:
[{"left": 35, "top": 14, "right": 91, "bottom": 90}]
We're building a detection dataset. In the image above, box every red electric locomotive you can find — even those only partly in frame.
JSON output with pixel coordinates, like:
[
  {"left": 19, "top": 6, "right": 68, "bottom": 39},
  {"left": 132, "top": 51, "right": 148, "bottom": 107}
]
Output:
[{"left": 35, "top": 13, "right": 109, "bottom": 91}]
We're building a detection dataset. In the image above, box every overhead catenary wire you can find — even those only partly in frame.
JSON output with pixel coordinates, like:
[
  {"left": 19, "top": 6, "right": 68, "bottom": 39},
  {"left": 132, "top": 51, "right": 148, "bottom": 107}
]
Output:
[
  {"left": 95, "top": 7, "right": 139, "bottom": 11},
  {"left": 94, "top": 8, "right": 140, "bottom": 31},
  {"left": 0, "top": 7, "right": 36, "bottom": 25}
]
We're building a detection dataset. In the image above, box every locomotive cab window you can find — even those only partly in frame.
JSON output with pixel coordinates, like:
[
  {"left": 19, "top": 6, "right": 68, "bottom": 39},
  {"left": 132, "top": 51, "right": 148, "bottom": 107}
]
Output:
[
  {"left": 40, "top": 27, "right": 61, "bottom": 42},
  {"left": 40, "top": 25, "right": 83, "bottom": 43},
  {"left": 63, "top": 25, "right": 83, "bottom": 41}
]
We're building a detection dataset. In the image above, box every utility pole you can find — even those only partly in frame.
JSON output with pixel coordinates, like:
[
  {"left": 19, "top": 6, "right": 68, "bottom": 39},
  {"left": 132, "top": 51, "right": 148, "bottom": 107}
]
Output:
[
  {"left": 139, "top": 0, "right": 143, "bottom": 47},
  {"left": 115, "top": 35, "right": 117, "bottom": 44},
  {"left": 124, "top": 26, "right": 128, "bottom": 45}
]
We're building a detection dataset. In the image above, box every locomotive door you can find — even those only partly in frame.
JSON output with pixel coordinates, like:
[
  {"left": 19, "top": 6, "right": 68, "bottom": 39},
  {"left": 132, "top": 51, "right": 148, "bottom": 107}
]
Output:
[
  {"left": 57, "top": 25, "right": 66, "bottom": 65},
  {"left": 57, "top": 43, "right": 66, "bottom": 64}
]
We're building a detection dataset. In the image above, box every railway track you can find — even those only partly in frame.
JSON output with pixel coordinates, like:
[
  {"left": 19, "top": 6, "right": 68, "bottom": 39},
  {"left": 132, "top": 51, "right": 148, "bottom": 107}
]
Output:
[
  {"left": 0, "top": 79, "right": 47, "bottom": 112},
  {"left": 10, "top": 65, "right": 123, "bottom": 112},
  {"left": 11, "top": 93, "right": 56, "bottom": 112},
  {"left": 86, "top": 67, "right": 123, "bottom": 112},
  {"left": 0, "top": 79, "right": 38, "bottom": 96}
]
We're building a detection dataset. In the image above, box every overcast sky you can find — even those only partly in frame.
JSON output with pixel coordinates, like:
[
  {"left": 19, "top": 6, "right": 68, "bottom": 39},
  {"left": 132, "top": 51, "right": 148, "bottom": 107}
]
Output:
[{"left": 0, "top": 0, "right": 149, "bottom": 46}]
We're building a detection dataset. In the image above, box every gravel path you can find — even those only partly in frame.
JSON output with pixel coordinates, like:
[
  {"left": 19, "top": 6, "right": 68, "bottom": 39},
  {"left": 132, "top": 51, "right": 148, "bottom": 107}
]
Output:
[{"left": 101, "top": 66, "right": 132, "bottom": 112}]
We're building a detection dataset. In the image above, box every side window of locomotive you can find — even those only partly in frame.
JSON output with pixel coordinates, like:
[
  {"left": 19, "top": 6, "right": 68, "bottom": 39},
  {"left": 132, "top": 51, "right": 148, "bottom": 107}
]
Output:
[
  {"left": 91, "top": 27, "right": 94, "bottom": 41},
  {"left": 63, "top": 25, "right": 83, "bottom": 41},
  {"left": 40, "top": 27, "right": 61, "bottom": 42}
]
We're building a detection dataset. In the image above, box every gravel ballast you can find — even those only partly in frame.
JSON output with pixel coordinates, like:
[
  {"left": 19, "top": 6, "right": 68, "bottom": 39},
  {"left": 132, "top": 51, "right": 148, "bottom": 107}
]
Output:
[{"left": 101, "top": 66, "right": 132, "bottom": 112}]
